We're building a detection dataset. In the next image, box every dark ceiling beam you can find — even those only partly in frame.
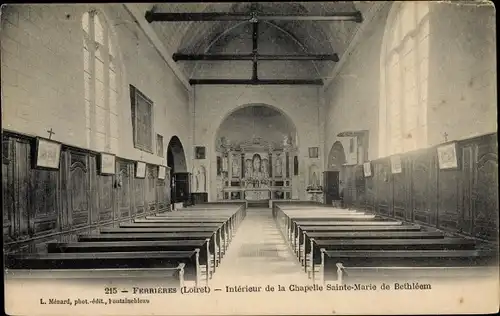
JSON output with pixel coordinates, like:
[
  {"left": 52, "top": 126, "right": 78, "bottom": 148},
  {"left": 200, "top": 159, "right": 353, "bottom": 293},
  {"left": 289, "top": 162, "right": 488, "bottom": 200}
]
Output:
[
  {"left": 189, "top": 79, "right": 323, "bottom": 85},
  {"left": 172, "top": 53, "right": 340, "bottom": 62},
  {"left": 145, "top": 11, "right": 363, "bottom": 23}
]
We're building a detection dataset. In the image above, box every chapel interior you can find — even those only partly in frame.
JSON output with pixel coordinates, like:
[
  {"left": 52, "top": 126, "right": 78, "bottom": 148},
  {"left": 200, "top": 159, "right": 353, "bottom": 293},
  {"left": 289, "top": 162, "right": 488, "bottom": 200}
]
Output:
[{"left": 1, "top": 2, "right": 498, "bottom": 310}]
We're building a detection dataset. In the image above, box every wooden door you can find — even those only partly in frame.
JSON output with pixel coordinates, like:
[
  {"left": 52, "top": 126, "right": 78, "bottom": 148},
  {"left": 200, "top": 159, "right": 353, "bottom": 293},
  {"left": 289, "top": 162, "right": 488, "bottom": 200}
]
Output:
[{"left": 323, "top": 171, "right": 340, "bottom": 205}]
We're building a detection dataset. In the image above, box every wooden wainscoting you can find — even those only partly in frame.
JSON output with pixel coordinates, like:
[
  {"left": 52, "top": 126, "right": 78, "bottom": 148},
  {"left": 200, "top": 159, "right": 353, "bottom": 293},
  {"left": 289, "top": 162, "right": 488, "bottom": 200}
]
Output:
[
  {"left": 2, "top": 131, "right": 171, "bottom": 253},
  {"left": 343, "top": 133, "right": 498, "bottom": 244}
]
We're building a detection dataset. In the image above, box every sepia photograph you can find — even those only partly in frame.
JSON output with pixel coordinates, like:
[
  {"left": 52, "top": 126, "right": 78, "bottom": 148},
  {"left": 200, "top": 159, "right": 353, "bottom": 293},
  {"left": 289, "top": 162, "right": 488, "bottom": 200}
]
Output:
[{"left": 1, "top": 1, "right": 498, "bottom": 315}]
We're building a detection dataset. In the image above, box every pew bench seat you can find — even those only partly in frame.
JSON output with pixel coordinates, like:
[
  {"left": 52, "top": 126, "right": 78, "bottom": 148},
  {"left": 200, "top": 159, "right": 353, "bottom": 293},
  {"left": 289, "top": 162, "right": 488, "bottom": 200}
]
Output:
[
  {"left": 78, "top": 232, "right": 224, "bottom": 267},
  {"left": 298, "top": 231, "right": 445, "bottom": 265},
  {"left": 5, "top": 264, "right": 187, "bottom": 288},
  {"left": 5, "top": 250, "right": 204, "bottom": 285},
  {"left": 318, "top": 249, "right": 498, "bottom": 284}
]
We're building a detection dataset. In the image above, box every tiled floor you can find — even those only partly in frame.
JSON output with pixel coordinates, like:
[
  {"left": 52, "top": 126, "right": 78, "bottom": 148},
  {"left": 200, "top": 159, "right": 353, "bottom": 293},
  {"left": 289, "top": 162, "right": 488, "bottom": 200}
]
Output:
[{"left": 210, "top": 207, "right": 312, "bottom": 286}]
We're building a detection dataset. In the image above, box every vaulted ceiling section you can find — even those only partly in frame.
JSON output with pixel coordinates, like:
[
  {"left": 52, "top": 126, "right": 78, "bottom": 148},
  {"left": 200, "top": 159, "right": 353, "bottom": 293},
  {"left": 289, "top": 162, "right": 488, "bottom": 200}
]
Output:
[{"left": 135, "top": 2, "right": 375, "bottom": 85}]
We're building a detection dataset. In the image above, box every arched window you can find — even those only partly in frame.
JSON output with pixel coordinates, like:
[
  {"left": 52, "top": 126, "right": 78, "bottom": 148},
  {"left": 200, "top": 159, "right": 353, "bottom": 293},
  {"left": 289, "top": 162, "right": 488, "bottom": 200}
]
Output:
[
  {"left": 380, "top": 2, "right": 429, "bottom": 156},
  {"left": 82, "top": 10, "right": 119, "bottom": 152}
]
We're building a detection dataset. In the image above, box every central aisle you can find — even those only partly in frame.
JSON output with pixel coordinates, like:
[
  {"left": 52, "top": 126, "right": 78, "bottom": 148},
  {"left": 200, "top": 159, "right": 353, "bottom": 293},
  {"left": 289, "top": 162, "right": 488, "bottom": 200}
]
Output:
[
  {"left": 201, "top": 207, "right": 335, "bottom": 314},
  {"left": 210, "top": 207, "right": 312, "bottom": 285}
]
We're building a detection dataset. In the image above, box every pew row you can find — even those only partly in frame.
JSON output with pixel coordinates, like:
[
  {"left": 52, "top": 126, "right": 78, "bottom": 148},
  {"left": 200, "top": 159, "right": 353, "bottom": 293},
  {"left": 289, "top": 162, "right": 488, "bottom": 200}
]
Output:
[
  {"left": 5, "top": 251, "right": 201, "bottom": 286},
  {"left": 318, "top": 249, "right": 498, "bottom": 284},
  {"left": 5, "top": 263, "right": 186, "bottom": 288},
  {"left": 47, "top": 239, "right": 214, "bottom": 281}
]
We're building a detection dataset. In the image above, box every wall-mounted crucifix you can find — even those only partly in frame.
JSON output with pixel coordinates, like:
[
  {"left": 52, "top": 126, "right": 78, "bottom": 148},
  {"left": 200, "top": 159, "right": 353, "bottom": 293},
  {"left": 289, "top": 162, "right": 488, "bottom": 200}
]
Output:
[{"left": 46, "top": 128, "right": 55, "bottom": 140}]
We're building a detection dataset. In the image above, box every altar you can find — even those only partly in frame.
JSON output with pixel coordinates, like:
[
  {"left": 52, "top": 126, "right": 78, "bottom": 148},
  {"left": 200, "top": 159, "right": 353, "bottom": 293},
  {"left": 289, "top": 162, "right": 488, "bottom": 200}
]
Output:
[
  {"left": 245, "top": 189, "right": 270, "bottom": 201},
  {"left": 216, "top": 136, "right": 296, "bottom": 203}
]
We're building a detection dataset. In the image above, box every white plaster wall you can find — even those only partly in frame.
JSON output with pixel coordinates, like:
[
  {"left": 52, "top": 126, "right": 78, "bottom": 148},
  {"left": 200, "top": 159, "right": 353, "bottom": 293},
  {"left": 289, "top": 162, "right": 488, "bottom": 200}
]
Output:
[
  {"left": 1, "top": 4, "right": 192, "bottom": 169},
  {"left": 323, "top": 2, "right": 496, "bottom": 164},
  {"left": 193, "top": 85, "right": 322, "bottom": 201}
]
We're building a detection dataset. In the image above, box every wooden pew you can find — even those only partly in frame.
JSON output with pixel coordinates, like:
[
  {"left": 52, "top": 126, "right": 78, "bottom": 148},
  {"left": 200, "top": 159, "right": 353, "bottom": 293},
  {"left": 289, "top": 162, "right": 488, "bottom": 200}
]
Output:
[
  {"left": 141, "top": 218, "right": 225, "bottom": 222},
  {"left": 5, "top": 263, "right": 187, "bottom": 288},
  {"left": 79, "top": 232, "right": 213, "bottom": 242},
  {"left": 150, "top": 213, "right": 238, "bottom": 236},
  {"left": 305, "top": 237, "right": 477, "bottom": 278},
  {"left": 5, "top": 250, "right": 203, "bottom": 286},
  {"left": 118, "top": 222, "right": 229, "bottom": 257},
  {"left": 300, "top": 231, "right": 445, "bottom": 266},
  {"left": 318, "top": 249, "right": 498, "bottom": 284},
  {"left": 288, "top": 220, "right": 404, "bottom": 248},
  {"left": 293, "top": 225, "right": 423, "bottom": 260},
  {"left": 121, "top": 222, "right": 222, "bottom": 228},
  {"left": 284, "top": 219, "right": 403, "bottom": 253},
  {"left": 99, "top": 227, "right": 228, "bottom": 262},
  {"left": 47, "top": 239, "right": 214, "bottom": 282},
  {"left": 160, "top": 205, "right": 244, "bottom": 224}
]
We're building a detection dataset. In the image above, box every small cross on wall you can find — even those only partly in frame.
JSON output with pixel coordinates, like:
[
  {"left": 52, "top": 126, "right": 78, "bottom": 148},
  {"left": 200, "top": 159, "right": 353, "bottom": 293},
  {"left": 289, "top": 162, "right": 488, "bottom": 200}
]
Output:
[
  {"left": 47, "top": 128, "right": 55, "bottom": 140},
  {"left": 443, "top": 132, "right": 449, "bottom": 142}
]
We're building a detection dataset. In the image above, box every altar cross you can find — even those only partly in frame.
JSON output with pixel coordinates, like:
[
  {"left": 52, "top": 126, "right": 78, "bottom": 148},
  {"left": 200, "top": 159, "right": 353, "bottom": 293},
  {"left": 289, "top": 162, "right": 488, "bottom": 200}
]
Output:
[
  {"left": 443, "top": 132, "right": 449, "bottom": 142},
  {"left": 47, "top": 128, "right": 55, "bottom": 140}
]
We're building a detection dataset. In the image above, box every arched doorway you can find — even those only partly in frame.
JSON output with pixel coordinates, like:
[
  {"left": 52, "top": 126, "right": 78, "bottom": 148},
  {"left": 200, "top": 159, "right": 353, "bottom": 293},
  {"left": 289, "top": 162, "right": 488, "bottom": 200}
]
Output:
[
  {"left": 166, "top": 136, "right": 188, "bottom": 206},
  {"left": 213, "top": 104, "right": 298, "bottom": 206},
  {"left": 324, "top": 141, "right": 347, "bottom": 205},
  {"left": 327, "top": 141, "right": 346, "bottom": 171}
]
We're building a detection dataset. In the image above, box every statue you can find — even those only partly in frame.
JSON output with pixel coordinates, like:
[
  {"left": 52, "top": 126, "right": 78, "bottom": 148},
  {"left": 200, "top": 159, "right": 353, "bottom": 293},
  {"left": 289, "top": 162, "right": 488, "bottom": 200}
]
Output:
[
  {"left": 199, "top": 166, "right": 206, "bottom": 192},
  {"left": 283, "top": 135, "right": 289, "bottom": 146},
  {"left": 244, "top": 159, "right": 253, "bottom": 178},
  {"left": 252, "top": 153, "right": 263, "bottom": 180},
  {"left": 231, "top": 156, "right": 240, "bottom": 178},
  {"left": 262, "top": 158, "right": 269, "bottom": 178},
  {"left": 194, "top": 170, "right": 199, "bottom": 192},
  {"left": 311, "top": 172, "right": 318, "bottom": 188},
  {"left": 274, "top": 153, "right": 283, "bottom": 177}
]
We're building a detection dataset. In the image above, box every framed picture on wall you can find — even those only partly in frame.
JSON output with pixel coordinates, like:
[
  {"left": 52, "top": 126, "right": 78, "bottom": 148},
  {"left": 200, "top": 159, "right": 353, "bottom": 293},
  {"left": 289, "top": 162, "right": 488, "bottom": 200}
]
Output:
[
  {"left": 158, "top": 165, "right": 166, "bottom": 179},
  {"left": 195, "top": 146, "right": 206, "bottom": 159},
  {"left": 363, "top": 162, "right": 372, "bottom": 177},
  {"left": 390, "top": 155, "right": 402, "bottom": 174},
  {"left": 34, "top": 137, "right": 62, "bottom": 170},
  {"left": 437, "top": 142, "right": 459, "bottom": 169},
  {"left": 99, "top": 152, "right": 116, "bottom": 175},
  {"left": 308, "top": 147, "right": 319, "bottom": 158},
  {"left": 135, "top": 161, "right": 146, "bottom": 178}
]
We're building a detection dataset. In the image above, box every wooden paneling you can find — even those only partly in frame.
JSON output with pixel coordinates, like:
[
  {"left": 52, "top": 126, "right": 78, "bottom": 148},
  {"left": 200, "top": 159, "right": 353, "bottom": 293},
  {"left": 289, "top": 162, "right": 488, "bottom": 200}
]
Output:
[
  {"left": 342, "top": 132, "right": 498, "bottom": 244},
  {"left": 392, "top": 156, "right": 410, "bottom": 220},
  {"left": 353, "top": 165, "right": 365, "bottom": 210},
  {"left": 410, "top": 150, "right": 434, "bottom": 226},
  {"left": 472, "top": 134, "right": 498, "bottom": 241},
  {"left": 156, "top": 178, "right": 167, "bottom": 211},
  {"left": 14, "top": 138, "right": 31, "bottom": 239},
  {"left": 3, "top": 136, "right": 14, "bottom": 242},
  {"left": 65, "top": 150, "right": 90, "bottom": 228},
  {"left": 30, "top": 168, "right": 59, "bottom": 236},
  {"left": 343, "top": 166, "right": 356, "bottom": 206},
  {"left": 374, "top": 159, "right": 392, "bottom": 216},
  {"left": 2, "top": 131, "right": 171, "bottom": 254},
  {"left": 117, "top": 160, "right": 132, "bottom": 219},
  {"left": 363, "top": 174, "right": 375, "bottom": 213},
  {"left": 134, "top": 172, "right": 145, "bottom": 216},
  {"left": 437, "top": 151, "right": 462, "bottom": 232},
  {"left": 98, "top": 174, "right": 114, "bottom": 222},
  {"left": 146, "top": 165, "right": 157, "bottom": 213}
]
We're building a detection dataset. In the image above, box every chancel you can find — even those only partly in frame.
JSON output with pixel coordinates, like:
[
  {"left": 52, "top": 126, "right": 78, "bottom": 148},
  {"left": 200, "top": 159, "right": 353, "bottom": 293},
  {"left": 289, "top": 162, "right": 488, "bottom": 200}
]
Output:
[{"left": 1, "top": 2, "right": 498, "bottom": 315}]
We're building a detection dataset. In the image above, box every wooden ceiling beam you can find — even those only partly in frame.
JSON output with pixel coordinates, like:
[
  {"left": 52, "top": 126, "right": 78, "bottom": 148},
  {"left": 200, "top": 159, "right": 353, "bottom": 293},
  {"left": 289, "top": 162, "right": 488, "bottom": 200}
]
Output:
[
  {"left": 189, "top": 79, "right": 323, "bottom": 85},
  {"left": 145, "top": 11, "right": 363, "bottom": 23},
  {"left": 173, "top": 53, "right": 340, "bottom": 62}
]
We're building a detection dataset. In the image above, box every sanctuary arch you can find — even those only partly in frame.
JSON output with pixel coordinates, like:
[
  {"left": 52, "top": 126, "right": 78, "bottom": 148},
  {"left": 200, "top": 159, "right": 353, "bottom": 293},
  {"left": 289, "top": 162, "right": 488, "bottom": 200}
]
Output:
[{"left": 213, "top": 104, "right": 299, "bottom": 206}]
